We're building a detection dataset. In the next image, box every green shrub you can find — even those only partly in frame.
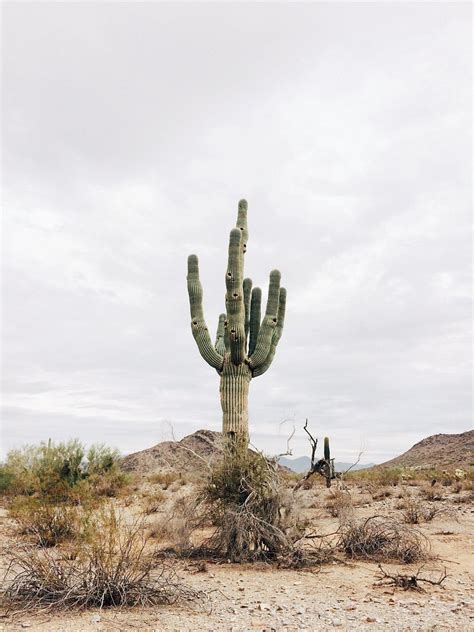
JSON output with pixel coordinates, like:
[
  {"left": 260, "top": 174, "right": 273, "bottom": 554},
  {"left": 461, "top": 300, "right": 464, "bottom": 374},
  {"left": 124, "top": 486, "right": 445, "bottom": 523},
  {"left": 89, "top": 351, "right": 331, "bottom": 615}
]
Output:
[
  {"left": 0, "top": 465, "right": 14, "bottom": 494},
  {"left": 0, "top": 439, "right": 127, "bottom": 501}
]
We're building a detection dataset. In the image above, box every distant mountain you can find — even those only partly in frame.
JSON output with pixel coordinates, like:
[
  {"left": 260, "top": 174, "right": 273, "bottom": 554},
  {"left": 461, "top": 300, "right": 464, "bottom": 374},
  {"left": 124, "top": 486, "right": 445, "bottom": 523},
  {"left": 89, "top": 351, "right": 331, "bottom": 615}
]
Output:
[
  {"left": 278, "top": 455, "right": 375, "bottom": 474},
  {"left": 378, "top": 430, "right": 474, "bottom": 470}
]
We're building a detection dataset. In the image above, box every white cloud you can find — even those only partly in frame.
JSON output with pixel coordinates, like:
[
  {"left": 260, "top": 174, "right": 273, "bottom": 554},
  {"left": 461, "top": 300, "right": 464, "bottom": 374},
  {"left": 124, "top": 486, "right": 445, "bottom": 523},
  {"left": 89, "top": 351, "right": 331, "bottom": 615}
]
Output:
[{"left": 1, "top": 2, "right": 471, "bottom": 462}]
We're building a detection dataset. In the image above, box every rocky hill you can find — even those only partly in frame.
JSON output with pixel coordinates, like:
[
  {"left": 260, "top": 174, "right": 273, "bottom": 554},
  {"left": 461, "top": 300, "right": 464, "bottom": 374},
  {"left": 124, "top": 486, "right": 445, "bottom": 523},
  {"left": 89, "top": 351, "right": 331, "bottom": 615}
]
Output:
[
  {"left": 379, "top": 430, "right": 474, "bottom": 470},
  {"left": 121, "top": 429, "right": 224, "bottom": 475}
]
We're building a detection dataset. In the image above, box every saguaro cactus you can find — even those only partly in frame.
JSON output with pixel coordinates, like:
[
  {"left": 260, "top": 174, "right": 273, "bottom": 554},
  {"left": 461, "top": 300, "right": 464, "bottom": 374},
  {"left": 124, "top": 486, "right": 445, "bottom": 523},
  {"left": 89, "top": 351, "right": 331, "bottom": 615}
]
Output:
[{"left": 186, "top": 199, "right": 286, "bottom": 451}]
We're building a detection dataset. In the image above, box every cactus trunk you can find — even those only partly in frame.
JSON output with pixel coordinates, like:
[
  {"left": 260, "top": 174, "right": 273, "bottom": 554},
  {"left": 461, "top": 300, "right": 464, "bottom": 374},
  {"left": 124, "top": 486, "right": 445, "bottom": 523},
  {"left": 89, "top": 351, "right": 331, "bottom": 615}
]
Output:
[{"left": 220, "top": 359, "right": 252, "bottom": 450}]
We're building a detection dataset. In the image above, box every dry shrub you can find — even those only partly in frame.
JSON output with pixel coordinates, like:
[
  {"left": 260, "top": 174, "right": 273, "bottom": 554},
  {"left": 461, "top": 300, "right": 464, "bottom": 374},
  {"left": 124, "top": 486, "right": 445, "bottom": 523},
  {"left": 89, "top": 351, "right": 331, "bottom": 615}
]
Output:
[
  {"left": 1, "top": 507, "right": 202, "bottom": 612},
  {"left": 401, "top": 498, "right": 444, "bottom": 524},
  {"left": 371, "top": 487, "right": 393, "bottom": 501},
  {"left": 339, "top": 516, "right": 429, "bottom": 563},
  {"left": 141, "top": 490, "right": 166, "bottom": 515},
  {"left": 326, "top": 489, "right": 354, "bottom": 521},
  {"left": 199, "top": 451, "right": 302, "bottom": 563},
  {"left": 421, "top": 484, "right": 444, "bottom": 501},
  {"left": 463, "top": 476, "right": 474, "bottom": 492},
  {"left": 148, "top": 497, "right": 199, "bottom": 552},
  {"left": 148, "top": 472, "right": 186, "bottom": 490},
  {"left": 453, "top": 491, "right": 474, "bottom": 504},
  {"left": 9, "top": 497, "right": 82, "bottom": 547}
]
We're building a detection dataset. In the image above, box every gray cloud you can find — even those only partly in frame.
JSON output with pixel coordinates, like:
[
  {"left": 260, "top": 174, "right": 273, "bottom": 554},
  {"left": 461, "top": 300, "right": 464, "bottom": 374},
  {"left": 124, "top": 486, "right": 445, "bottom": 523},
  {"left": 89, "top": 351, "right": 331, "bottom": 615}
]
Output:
[{"left": 1, "top": 2, "right": 471, "bottom": 463}]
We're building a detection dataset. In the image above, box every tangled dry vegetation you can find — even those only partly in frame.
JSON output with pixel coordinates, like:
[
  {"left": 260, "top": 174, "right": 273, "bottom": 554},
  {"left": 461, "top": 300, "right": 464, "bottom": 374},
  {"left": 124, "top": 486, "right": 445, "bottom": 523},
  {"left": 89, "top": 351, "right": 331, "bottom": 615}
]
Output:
[
  {"left": 0, "top": 441, "right": 203, "bottom": 614},
  {"left": 198, "top": 451, "right": 301, "bottom": 563},
  {"left": 339, "top": 515, "right": 429, "bottom": 563},
  {"left": 2, "top": 508, "right": 203, "bottom": 612},
  {"left": 1, "top": 437, "right": 472, "bottom": 618}
]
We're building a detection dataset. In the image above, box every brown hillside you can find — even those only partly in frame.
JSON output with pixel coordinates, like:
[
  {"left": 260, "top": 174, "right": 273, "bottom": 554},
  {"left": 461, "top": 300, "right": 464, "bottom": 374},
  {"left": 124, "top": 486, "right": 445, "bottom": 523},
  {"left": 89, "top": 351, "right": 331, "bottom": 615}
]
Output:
[
  {"left": 379, "top": 430, "right": 474, "bottom": 470},
  {"left": 121, "top": 429, "right": 224, "bottom": 476}
]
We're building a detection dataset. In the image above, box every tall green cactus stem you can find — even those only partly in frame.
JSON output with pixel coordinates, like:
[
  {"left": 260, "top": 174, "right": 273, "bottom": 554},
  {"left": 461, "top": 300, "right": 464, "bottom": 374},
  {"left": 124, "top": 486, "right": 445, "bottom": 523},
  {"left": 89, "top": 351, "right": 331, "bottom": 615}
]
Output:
[
  {"left": 186, "top": 199, "right": 286, "bottom": 450},
  {"left": 324, "top": 437, "right": 330, "bottom": 461}
]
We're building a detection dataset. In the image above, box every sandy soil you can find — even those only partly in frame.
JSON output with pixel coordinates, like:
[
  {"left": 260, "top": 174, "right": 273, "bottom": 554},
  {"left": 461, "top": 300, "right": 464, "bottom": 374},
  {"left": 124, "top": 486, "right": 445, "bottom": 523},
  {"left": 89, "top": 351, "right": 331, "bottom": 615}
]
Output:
[{"left": 1, "top": 484, "right": 473, "bottom": 632}]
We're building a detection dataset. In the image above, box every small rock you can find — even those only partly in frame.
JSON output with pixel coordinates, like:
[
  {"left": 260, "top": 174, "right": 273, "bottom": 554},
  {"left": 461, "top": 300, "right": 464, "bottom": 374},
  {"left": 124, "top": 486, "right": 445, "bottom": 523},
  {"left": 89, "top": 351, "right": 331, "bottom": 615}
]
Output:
[
  {"left": 331, "top": 619, "right": 343, "bottom": 627},
  {"left": 21, "top": 625, "right": 32, "bottom": 629},
  {"left": 258, "top": 603, "right": 271, "bottom": 611},
  {"left": 91, "top": 614, "right": 101, "bottom": 624},
  {"left": 366, "top": 617, "right": 377, "bottom": 623}
]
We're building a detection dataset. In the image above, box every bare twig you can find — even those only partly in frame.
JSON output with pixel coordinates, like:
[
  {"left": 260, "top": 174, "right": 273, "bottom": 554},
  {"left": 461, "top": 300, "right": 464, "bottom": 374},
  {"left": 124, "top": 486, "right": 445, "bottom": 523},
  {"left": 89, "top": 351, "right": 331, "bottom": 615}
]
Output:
[
  {"left": 340, "top": 449, "right": 364, "bottom": 477},
  {"left": 375, "top": 564, "right": 447, "bottom": 591},
  {"left": 303, "top": 419, "right": 318, "bottom": 468}
]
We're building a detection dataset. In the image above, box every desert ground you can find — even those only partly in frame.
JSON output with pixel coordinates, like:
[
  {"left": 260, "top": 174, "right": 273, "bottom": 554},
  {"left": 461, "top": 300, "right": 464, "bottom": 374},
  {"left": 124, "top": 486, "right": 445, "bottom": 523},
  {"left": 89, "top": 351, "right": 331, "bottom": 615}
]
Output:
[{"left": 1, "top": 448, "right": 473, "bottom": 632}]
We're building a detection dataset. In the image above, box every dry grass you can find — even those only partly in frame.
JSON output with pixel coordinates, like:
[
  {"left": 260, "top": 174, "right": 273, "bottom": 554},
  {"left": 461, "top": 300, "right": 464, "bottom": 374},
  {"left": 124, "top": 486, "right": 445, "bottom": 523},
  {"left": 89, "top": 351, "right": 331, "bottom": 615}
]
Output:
[
  {"left": 141, "top": 490, "right": 166, "bottom": 515},
  {"left": 371, "top": 487, "right": 393, "bottom": 501},
  {"left": 148, "top": 472, "right": 187, "bottom": 490},
  {"left": 1, "top": 507, "right": 203, "bottom": 612},
  {"left": 339, "top": 516, "right": 430, "bottom": 563},
  {"left": 148, "top": 497, "right": 199, "bottom": 552},
  {"left": 326, "top": 489, "right": 354, "bottom": 521}
]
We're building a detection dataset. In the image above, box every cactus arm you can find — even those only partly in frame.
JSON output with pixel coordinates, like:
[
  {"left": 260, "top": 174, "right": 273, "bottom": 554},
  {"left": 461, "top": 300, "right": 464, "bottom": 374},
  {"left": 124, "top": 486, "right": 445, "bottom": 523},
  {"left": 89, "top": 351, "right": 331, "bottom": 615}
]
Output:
[
  {"left": 215, "top": 313, "right": 227, "bottom": 356},
  {"left": 252, "top": 287, "right": 286, "bottom": 377},
  {"left": 248, "top": 287, "right": 261, "bottom": 356},
  {"left": 248, "top": 269, "right": 281, "bottom": 369},
  {"left": 225, "top": 228, "right": 246, "bottom": 365},
  {"left": 187, "top": 254, "right": 224, "bottom": 371},
  {"left": 236, "top": 199, "right": 248, "bottom": 253},
  {"left": 243, "top": 278, "right": 252, "bottom": 343}
]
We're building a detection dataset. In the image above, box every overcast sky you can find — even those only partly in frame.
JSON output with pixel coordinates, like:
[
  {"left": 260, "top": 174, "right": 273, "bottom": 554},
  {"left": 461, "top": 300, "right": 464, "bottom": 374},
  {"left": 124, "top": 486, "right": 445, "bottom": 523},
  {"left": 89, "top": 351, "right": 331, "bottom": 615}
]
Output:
[{"left": 1, "top": 2, "right": 472, "bottom": 464}]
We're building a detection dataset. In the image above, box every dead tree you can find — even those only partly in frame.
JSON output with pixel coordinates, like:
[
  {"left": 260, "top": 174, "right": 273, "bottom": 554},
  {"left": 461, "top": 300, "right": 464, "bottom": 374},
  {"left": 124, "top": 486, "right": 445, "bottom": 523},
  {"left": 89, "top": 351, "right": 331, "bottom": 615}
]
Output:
[{"left": 301, "top": 420, "right": 335, "bottom": 488}]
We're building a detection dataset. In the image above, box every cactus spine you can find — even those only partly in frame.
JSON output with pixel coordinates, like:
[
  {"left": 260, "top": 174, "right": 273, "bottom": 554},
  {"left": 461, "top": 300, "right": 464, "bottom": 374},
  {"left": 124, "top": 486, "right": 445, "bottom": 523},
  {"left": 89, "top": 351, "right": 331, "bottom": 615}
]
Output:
[{"left": 186, "top": 200, "right": 286, "bottom": 451}]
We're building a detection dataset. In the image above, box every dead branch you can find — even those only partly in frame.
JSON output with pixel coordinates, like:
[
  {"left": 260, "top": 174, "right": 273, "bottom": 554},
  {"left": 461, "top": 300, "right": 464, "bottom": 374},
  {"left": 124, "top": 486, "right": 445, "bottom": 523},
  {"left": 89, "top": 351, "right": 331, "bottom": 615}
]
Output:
[
  {"left": 275, "top": 420, "right": 296, "bottom": 459},
  {"left": 303, "top": 419, "right": 318, "bottom": 468},
  {"left": 375, "top": 564, "right": 447, "bottom": 592},
  {"left": 340, "top": 449, "right": 364, "bottom": 477}
]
